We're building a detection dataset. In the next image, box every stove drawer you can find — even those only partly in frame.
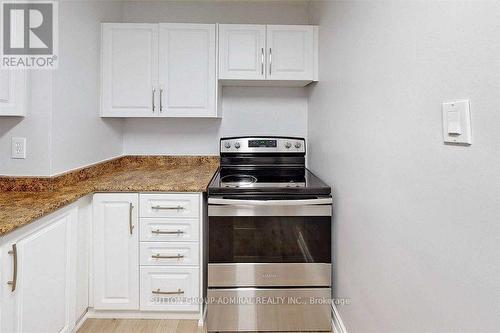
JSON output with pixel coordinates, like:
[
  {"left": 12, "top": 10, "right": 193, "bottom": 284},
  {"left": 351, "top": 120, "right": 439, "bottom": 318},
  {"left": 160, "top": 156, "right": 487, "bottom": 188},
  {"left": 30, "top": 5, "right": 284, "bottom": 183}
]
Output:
[
  {"left": 140, "top": 218, "right": 199, "bottom": 242},
  {"left": 209, "top": 263, "right": 331, "bottom": 287},
  {"left": 140, "top": 242, "right": 199, "bottom": 266},
  {"left": 207, "top": 288, "right": 332, "bottom": 332},
  {"left": 140, "top": 267, "right": 200, "bottom": 312},
  {"left": 140, "top": 194, "right": 199, "bottom": 218}
]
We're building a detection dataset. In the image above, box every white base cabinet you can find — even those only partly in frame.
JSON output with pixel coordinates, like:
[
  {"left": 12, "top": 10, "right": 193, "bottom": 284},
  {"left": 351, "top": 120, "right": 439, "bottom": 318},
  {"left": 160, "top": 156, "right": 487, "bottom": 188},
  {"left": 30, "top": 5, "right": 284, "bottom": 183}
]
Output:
[
  {"left": 92, "top": 192, "right": 204, "bottom": 321},
  {"left": 92, "top": 193, "right": 139, "bottom": 310},
  {"left": 0, "top": 205, "right": 78, "bottom": 333},
  {"left": 137, "top": 194, "right": 202, "bottom": 315},
  {"left": 0, "top": 192, "right": 204, "bottom": 333}
]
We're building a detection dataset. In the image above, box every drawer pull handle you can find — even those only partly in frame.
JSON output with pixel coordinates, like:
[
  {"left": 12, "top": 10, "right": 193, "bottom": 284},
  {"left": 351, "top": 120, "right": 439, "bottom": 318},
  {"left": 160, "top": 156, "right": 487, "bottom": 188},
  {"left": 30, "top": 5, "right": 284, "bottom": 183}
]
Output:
[
  {"left": 151, "top": 205, "right": 185, "bottom": 210},
  {"left": 151, "top": 254, "right": 184, "bottom": 260},
  {"left": 152, "top": 288, "right": 184, "bottom": 295},
  {"left": 151, "top": 229, "right": 184, "bottom": 235},
  {"left": 7, "top": 244, "right": 17, "bottom": 292}
]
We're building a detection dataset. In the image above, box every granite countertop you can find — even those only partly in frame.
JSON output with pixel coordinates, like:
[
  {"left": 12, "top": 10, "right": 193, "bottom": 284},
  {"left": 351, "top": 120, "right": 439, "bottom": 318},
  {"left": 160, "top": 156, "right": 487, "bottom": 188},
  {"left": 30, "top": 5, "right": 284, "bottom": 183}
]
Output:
[{"left": 0, "top": 156, "right": 219, "bottom": 236}]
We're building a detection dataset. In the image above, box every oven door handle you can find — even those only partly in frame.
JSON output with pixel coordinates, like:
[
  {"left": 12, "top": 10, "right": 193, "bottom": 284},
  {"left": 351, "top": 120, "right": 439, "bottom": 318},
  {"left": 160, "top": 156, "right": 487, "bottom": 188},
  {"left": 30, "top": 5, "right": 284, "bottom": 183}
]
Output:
[{"left": 208, "top": 197, "right": 332, "bottom": 206}]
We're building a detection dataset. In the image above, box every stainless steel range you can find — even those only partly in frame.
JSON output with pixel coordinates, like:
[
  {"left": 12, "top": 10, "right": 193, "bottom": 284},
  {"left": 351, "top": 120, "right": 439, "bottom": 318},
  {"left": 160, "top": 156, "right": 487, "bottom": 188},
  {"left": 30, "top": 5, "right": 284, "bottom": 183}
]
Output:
[{"left": 207, "top": 136, "right": 333, "bottom": 332}]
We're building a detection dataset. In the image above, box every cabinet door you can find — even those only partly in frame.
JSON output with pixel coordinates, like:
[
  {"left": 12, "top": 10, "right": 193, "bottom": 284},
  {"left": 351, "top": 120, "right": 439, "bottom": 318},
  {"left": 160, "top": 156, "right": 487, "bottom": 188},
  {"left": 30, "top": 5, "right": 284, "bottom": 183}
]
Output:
[
  {"left": 1, "top": 209, "right": 77, "bottom": 333},
  {"left": 93, "top": 193, "right": 139, "bottom": 310},
  {"left": 101, "top": 24, "right": 158, "bottom": 117},
  {"left": 159, "top": 24, "right": 216, "bottom": 117},
  {"left": 0, "top": 69, "right": 26, "bottom": 116},
  {"left": 266, "top": 25, "right": 314, "bottom": 81},
  {"left": 218, "top": 24, "right": 266, "bottom": 80}
]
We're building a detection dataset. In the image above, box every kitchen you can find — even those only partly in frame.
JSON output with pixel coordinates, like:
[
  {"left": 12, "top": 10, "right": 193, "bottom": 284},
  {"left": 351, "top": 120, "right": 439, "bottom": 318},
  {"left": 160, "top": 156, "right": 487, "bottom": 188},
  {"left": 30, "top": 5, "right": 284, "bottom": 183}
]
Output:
[{"left": 0, "top": 1, "right": 499, "bottom": 333}]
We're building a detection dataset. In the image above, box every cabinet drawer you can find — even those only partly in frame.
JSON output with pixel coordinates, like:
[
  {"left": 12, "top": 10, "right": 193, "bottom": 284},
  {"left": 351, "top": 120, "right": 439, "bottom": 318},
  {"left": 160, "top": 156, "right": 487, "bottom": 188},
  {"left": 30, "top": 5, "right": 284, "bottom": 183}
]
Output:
[
  {"left": 140, "top": 218, "right": 199, "bottom": 242},
  {"left": 140, "top": 194, "right": 199, "bottom": 218},
  {"left": 140, "top": 267, "right": 200, "bottom": 312},
  {"left": 140, "top": 242, "right": 199, "bottom": 266}
]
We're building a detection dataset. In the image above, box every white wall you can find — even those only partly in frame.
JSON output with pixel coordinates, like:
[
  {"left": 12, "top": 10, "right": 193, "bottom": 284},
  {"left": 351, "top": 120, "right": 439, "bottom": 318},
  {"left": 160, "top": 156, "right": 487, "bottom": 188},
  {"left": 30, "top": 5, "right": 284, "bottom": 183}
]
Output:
[
  {"left": 124, "top": 87, "right": 308, "bottom": 155},
  {"left": 0, "top": 1, "right": 124, "bottom": 176},
  {"left": 122, "top": 0, "right": 309, "bottom": 24},
  {"left": 122, "top": 0, "right": 309, "bottom": 155},
  {"left": 308, "top": 1, "right": 500, "bottom": 332},
  {"left": 51, "top": 0, "right": 124, "bottom": 175},
  {"left": 0, "top": 0, "right": 310, "bottom": 174},
  {"left": 0, "top": 71, "right": 53, "bottom": 176}
]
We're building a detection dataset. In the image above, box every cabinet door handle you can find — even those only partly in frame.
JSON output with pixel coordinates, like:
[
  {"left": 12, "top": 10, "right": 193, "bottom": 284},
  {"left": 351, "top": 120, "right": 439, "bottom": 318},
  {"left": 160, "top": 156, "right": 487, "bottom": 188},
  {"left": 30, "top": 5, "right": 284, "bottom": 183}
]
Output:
[
  {"left": 159, "top": 88, "right": 163, "bottom": 113},
  {"left": 151, "top": 205, "right": 185, "bottom": 210},
  {"left": 269, "top": 48, "right": 272, "bottom": 75},
  {"left": 151, "top": 253, "right": 184, "bottom": 260},
  {"left": 151, "top": 229, "right": 184, "bottom": 235},
  {"left": 261, "top": 48, "right": 264, "bottom": 75},
  {"left": 152, "top": 288, "right": 184, "bottom": 295},
  {"left": 152, "top": 88, "right": 156, "bottom": 113},
  {"left": 129, "top": 203, "right": 134, "bottom": 235},
  {"left": 7, "top": 244, "right": 17, "bottom": 292}
]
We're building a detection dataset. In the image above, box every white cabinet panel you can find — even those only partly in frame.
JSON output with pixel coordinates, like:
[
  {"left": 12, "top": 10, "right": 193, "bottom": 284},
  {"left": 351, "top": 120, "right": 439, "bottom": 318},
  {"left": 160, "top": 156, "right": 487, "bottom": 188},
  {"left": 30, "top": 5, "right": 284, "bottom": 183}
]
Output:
[
  {"left": 0, "top": 69, "right": 26, "bottom": 116},
  {"left": 218, "top": 24, "right": 266, "bottom": 80},
  {"left": 75, "top": 196, "right": 91, "bottom": 322},
  {"left": 140, "top": 193, "right": 200, "bottom": 218},
  {"left": 140, "top": 242, "right": 199, "bottom": 266},
  {"left": 140, "top": 218, "right": 199, "bottom": 243},
  {"left": 1, "top": 208, "right": 77, "bottom": 333},
  {"left": 159, "top": 24, "right": 216, "bottom": 117},
  {"left": 266, "top": 25, "right": 314, "bottom": 81},
  {"left": 93, "top": 193, "right": 139, "bottom": 310},
  {"left": 140, "top": 266, "right": 200, "bottom": 312},
  {"left": 101, "top": 24, "right": 158, "bottom": 117},
  {"left": 218, "top": 24, "right": 317, "bottom": 85}
]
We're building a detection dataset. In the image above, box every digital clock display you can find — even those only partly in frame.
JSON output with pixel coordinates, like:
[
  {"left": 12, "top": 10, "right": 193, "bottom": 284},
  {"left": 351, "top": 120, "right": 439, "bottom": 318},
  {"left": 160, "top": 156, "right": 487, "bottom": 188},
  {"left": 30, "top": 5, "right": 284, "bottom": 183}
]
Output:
[{"left": 248, "top": 140, "right": 277, "bottom": 148}]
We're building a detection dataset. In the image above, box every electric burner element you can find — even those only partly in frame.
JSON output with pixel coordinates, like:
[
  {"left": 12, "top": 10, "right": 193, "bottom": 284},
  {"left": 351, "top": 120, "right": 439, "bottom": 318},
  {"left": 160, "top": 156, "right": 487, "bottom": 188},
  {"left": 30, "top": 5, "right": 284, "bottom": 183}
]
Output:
[{"left": 220, "top": 174, "right": 257, "bottom": 187}]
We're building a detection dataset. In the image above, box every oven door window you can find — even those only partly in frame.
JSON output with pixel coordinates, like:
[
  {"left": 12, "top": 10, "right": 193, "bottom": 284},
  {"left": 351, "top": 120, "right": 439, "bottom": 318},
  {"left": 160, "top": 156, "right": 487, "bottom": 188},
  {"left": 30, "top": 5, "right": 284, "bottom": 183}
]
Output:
[{"left": 209, "top": 216, "right": 331, "bottom": 263}]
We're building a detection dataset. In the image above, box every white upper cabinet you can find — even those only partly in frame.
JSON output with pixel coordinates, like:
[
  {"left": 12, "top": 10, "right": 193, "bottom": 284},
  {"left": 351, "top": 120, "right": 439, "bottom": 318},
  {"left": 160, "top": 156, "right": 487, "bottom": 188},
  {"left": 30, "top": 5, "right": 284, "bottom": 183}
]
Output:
[
  {"left": 218, "top": 24, "right": 266, "bottom": 80},
  {"left": 0, "top": 70, "right": 27, "bottom": 116},
  {"left": 159, "top": 24, "right": 217, "bottom": 117},
  {"left": 266, "top": 25, "right": 315, "bottom": 81},
  {"left": 101, "top": 24, "right": 158, "bottom": 117},
  {"left": 218, "top": 24, "right": 318, "bottom": 86},
  {"left": 101, "top": 23, "right": 218, "bottom": 118},
  {"left": 100, "top": 22, "right": 320, "bottom": 117}
]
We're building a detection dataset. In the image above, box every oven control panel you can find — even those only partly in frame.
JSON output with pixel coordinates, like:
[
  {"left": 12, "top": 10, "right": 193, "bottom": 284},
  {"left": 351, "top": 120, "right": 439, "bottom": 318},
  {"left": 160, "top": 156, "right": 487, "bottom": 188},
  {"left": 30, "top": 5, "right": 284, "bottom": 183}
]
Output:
[{"left": 220, "top": 137, "right": 305, "bottom": 153}]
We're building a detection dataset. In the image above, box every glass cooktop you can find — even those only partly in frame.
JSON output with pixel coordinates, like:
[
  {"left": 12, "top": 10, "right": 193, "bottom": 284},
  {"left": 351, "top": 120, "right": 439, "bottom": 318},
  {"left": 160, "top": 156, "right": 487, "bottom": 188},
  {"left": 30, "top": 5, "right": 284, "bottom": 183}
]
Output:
[{"left": 208, "top": 167, "right": 330, "bottom": 195}]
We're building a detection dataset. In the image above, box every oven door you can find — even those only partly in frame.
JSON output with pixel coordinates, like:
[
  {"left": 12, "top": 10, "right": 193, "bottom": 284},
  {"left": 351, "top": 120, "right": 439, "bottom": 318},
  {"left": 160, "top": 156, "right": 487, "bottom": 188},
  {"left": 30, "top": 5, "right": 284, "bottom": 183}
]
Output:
[{"left": 208, "top": 196, "right": 332, "bottom": 287}]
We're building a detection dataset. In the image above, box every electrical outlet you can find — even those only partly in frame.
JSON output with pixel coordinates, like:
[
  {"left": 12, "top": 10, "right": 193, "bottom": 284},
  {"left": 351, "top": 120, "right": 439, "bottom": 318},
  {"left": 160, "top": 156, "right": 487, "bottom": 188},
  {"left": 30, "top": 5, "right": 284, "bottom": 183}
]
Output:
[{"left": 11, "top": 137, "right": 27, "bottom": 159}]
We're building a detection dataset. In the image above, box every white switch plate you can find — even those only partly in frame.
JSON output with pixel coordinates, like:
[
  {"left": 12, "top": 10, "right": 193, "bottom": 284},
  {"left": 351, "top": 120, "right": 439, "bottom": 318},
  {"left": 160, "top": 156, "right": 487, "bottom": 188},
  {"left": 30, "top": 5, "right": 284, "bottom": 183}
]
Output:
[
  {"left": 442, "top": 100, "right": 472, "bottom": 145},
  {"left": 11, "top": 137, "right": 27, "bottom": 159}
]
